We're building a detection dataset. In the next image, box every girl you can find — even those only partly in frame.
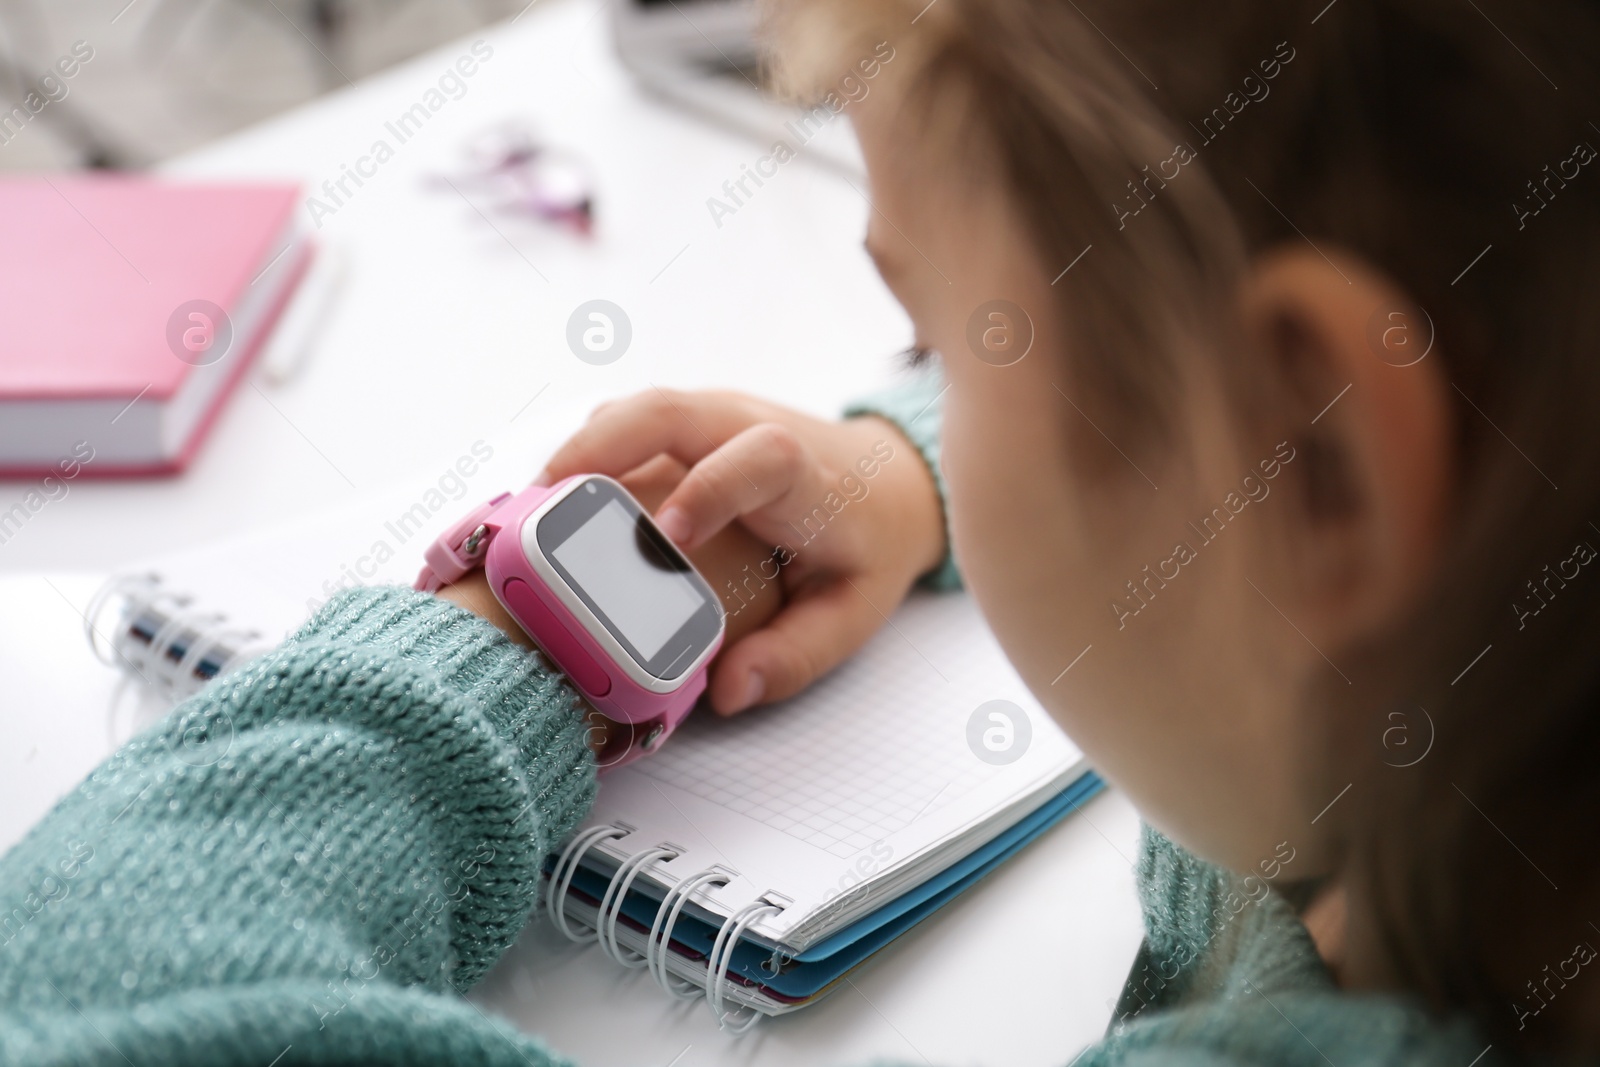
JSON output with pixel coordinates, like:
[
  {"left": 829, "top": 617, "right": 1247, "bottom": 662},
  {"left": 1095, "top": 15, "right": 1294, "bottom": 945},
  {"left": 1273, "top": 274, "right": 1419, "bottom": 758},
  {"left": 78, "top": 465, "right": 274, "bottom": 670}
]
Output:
[{"left": 4, "top": 0, "right": 1598, "bottom": 1064}]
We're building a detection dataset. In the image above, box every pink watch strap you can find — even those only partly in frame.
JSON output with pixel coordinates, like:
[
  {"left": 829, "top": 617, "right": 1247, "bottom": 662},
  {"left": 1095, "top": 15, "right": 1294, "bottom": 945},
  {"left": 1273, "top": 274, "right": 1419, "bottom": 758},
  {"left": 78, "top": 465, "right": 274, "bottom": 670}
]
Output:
[{"left": 415, "top": 491, "right": 514, "bottom": 592}]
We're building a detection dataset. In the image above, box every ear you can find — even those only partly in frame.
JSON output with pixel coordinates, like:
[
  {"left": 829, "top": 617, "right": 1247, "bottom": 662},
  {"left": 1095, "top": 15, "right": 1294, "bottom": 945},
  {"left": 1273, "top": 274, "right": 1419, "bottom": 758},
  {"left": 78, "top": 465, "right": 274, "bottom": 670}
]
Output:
[{"left": 1237, "top": 246, "right": 1453, "bottom": 647}]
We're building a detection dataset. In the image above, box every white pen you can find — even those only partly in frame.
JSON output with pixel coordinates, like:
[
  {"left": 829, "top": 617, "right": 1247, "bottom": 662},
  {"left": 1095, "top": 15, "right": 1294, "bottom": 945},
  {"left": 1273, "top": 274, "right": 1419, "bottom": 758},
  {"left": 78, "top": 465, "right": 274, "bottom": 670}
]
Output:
[{"left": 259, "top": 240, "right": 346, "bottom": 385}]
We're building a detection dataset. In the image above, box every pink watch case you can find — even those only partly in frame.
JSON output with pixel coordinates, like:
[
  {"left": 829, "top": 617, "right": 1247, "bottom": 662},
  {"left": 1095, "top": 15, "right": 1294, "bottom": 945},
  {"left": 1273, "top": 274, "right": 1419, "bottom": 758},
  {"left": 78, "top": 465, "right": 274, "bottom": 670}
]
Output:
[{"left": 416, "top": 475, "right": 725, "bottom": 770}]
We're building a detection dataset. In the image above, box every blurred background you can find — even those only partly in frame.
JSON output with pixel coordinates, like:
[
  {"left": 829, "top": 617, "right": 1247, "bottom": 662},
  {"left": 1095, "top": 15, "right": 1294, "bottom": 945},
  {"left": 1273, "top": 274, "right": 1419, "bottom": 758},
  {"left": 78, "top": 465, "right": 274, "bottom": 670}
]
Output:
[{"left": 0, "top": 0, "right": 529, "bottom": 171}]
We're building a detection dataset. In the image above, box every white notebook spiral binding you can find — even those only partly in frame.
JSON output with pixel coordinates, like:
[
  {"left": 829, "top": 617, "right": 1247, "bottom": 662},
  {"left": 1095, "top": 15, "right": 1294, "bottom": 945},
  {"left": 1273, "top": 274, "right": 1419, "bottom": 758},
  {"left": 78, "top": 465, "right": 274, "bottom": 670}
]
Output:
[
  {"left": 85, "top": 574, "right": 271, "bottom": 700},
  {"left": 546, "top": 823, "right": 788, "bottom": 1032}
]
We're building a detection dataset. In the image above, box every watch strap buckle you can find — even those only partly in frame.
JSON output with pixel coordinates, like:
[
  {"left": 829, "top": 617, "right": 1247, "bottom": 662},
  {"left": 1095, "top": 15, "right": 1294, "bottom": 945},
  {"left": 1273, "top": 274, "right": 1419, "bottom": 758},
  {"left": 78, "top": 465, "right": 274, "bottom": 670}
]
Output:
[{"left": 414, "top": 492, "right": 513, "bottom": 592}]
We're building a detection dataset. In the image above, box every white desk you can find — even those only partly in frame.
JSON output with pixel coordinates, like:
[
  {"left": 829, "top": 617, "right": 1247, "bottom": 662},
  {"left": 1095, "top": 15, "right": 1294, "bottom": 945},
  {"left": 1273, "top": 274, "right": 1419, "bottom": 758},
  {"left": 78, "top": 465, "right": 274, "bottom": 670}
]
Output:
[{"left": 0, "top": 1, "right": 1145, "bottom": 1063}]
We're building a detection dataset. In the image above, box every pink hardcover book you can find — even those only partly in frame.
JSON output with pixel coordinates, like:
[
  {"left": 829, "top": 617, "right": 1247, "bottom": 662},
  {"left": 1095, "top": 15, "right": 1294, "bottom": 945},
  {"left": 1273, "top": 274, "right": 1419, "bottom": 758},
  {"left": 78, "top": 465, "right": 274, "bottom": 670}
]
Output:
[{"left": 0, "top": 175, "right": 311, "bottom": 477}]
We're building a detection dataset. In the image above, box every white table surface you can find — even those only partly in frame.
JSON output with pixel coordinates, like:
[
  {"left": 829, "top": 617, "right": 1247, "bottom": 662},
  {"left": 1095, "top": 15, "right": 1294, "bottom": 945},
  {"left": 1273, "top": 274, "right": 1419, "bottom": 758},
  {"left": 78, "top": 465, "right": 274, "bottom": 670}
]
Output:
[{"left": 0, "top": 2, "right": 1146, "bottom": 1064}]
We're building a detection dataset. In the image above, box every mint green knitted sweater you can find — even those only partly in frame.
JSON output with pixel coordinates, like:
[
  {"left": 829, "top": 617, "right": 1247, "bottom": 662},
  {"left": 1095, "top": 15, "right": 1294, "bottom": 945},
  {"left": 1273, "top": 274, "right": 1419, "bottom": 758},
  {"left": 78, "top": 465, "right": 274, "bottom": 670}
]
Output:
[{"left": 0, "top": 374, "right": 1493, "bottom": 1067}]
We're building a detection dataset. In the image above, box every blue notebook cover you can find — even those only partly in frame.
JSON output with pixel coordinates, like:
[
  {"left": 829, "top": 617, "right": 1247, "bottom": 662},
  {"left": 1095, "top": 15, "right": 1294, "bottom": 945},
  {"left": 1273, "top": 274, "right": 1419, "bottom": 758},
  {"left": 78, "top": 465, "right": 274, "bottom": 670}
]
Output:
[{"left": 558, "top": 770, "right": 1102, "bottom": 999}]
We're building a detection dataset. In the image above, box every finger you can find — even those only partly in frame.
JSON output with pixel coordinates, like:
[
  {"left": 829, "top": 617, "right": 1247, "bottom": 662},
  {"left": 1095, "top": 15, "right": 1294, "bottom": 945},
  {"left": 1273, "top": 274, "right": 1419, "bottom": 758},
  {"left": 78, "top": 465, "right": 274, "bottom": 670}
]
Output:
[
  {"left": 652, "top": 423, "right": 822, "bottom": 550},
  {"left": 539, "top": 389, "right": 753, "bottom": 484},
  {"left": 615, "top": 454, "right": 690, "bottom": 511},
  {"left": 707, "top": 573, "right": 905, "bottom": 714}
]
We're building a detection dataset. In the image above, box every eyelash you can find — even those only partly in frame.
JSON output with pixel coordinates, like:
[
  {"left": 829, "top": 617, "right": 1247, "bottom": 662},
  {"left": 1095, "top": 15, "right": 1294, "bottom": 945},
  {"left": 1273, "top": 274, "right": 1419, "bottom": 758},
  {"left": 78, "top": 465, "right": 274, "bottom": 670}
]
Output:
[{"left": 899, "top": 345, "right": 937, "bottom": 369}]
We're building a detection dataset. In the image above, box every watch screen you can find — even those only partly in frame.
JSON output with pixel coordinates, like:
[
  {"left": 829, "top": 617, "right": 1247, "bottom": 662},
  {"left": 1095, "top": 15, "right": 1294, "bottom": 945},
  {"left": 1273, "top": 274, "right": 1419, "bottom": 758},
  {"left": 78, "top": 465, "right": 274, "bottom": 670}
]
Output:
[{"left": 536, "top": 478, "right": 722, "bottom": 679}]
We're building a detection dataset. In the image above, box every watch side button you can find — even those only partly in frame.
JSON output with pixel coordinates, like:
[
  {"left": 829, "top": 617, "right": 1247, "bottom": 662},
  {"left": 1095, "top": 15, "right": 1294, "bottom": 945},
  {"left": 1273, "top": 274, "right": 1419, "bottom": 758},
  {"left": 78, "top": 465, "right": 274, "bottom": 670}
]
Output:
[{"left": 500, "top": 578, "right": 613, "bottom": 697}]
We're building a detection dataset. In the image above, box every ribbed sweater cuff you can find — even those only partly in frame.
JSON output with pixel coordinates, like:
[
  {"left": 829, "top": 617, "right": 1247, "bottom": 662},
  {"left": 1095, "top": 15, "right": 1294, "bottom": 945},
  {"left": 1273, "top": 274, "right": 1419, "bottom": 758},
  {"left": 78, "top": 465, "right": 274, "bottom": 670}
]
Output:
[
  {"left": 286, "top": 585, "right": 599, "bottom": 863},
  {"left": 844, "top": 368, "right": 964, "bottom": 592}
]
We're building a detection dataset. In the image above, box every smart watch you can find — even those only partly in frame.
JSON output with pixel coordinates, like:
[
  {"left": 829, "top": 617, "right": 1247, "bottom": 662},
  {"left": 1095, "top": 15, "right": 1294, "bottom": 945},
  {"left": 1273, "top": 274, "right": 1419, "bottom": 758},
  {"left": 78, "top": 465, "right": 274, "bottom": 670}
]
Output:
[{"left": 416, "top": 475, "right": 725, "bottom": 769}]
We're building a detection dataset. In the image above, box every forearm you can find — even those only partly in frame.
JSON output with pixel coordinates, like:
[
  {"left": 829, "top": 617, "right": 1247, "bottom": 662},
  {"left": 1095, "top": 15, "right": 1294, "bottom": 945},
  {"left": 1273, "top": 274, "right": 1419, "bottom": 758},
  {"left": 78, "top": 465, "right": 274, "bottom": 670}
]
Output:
[{"left": 0, "top": 587, "right": 596, "bottom": 1017}]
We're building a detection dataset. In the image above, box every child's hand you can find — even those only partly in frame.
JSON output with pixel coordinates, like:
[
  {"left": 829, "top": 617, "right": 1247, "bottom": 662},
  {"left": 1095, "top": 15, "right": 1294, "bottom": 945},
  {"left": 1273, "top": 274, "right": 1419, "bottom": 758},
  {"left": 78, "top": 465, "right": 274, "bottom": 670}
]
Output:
[{"left": 538, "top": 390, "right": 947, "bottom": 714}]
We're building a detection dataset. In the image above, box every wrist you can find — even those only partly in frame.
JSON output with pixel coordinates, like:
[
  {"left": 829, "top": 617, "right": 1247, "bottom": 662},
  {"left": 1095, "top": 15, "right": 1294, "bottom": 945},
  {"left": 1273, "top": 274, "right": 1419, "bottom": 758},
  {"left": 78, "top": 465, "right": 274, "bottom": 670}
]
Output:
[
  {"left": 434, "top": 569, "right": 530, "bottom": 647},
  {"left": 851, "top": 413, "right": 949, "bottom": 581},
  {"left": 435, "top": 571, "right": 618, "bottom": 756},
  {"left": 427, "top": 462, "right": 772, "bottom": 765}
]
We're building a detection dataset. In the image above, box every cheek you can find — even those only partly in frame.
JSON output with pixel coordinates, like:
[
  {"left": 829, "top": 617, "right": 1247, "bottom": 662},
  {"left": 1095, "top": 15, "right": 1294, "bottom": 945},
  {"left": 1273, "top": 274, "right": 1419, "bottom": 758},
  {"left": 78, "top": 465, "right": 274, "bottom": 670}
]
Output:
[
  {"left": 938, "top": 376, "right": 1092, "bottom": 668},
  {"left": 941, "top": 369, "right": 1276, "bottom": 856},
  {"left": 937, "top": 380, "right": 1022, "bottom": 584}
]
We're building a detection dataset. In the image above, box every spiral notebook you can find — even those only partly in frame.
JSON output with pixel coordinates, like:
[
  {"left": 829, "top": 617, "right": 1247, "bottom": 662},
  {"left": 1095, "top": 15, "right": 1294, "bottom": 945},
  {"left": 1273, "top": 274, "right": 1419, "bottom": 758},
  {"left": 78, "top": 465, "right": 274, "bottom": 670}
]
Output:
[{"left": 9, "top": 465, "right": 1096, "bottom": 1030}]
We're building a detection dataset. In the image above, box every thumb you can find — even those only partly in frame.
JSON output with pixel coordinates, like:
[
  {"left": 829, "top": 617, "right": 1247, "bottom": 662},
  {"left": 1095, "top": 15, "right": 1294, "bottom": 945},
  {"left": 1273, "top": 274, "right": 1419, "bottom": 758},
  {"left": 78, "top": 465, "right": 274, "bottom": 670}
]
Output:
[{"left": 707, "top": 574, "right": 906, "bottom": 714}]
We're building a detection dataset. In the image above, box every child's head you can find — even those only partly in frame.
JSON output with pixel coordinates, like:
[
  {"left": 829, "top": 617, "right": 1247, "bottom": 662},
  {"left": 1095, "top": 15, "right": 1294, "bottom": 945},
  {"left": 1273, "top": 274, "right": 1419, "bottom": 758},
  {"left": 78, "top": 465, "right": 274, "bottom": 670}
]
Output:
[{"left": 772, "top": 0, "right": 1600, "bottom": 1049}]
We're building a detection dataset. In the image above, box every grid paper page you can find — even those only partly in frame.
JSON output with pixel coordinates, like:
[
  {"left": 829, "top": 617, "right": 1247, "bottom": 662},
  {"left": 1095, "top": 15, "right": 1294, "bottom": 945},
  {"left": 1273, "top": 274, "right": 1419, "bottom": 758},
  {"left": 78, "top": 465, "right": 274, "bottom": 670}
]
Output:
[{"left": 629, "top": 592, "right": 1045, "bottom": 858}]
